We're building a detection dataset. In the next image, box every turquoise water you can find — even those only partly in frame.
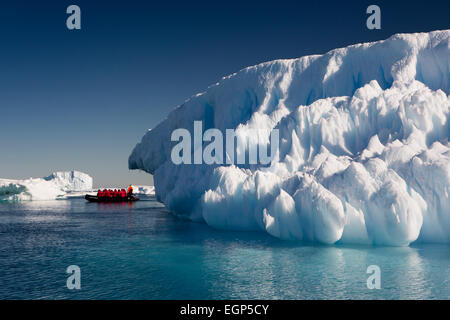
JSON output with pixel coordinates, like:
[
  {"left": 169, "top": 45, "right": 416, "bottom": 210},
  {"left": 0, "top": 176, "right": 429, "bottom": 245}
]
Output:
[{"left": 0, "top": 197, "right": 449, "bottom": 299}]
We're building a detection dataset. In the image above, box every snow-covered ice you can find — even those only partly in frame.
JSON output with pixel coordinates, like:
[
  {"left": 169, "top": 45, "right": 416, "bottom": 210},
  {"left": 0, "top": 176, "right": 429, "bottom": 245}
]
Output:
[
  {"left": 129, "top": 30, "right": 450, "bottom": 245},
  {"left": 133, "top": 185, "right": 155, "bottom": 196},
  {"left": 43, "top": 171, "right": 93, "bottom": 192},
  {"left": 0, "top": 171, "right": 93, "bottom": 201}
]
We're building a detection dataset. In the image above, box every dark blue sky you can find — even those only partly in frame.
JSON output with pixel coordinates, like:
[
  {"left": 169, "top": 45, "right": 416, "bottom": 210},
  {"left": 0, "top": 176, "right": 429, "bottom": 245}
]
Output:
[{"left": 0, "top": 0, "right": 448, "bottom": 187}]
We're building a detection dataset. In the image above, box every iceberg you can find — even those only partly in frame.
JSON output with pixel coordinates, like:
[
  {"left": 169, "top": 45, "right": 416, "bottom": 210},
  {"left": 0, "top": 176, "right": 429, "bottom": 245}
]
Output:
[
  {"left": 0, "top": 171, "right": 93, "bottom": 201},
  {"left": 129, "top": 30, "right": 450, "bottom": 245},
  {"left": 133, "top": 185, "right": 155, "bottom": 196},
  {"left": 44, "top": 171, "right": 93, "bottom": 192}
]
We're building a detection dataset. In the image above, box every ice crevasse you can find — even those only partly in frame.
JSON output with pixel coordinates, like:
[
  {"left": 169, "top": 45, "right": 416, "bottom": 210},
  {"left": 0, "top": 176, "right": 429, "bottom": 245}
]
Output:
[{"left": 129, "top": 30, "right": 450, "bottom": 245}]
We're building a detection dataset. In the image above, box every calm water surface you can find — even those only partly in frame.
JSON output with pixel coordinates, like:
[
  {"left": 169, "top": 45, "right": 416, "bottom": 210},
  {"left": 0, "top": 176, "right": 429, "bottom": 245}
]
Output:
[{"left": 0, "top": 198, "right": 448, "bottom": 299}]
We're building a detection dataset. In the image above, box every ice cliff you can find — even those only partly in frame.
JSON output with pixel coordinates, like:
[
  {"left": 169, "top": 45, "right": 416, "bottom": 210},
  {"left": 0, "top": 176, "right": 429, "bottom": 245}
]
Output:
[
  {"left": 0, "top": 171, "right": 93, "bottom": 201},
  {"left": 129, "top": 30, "right": 450, "bottom": 245}
]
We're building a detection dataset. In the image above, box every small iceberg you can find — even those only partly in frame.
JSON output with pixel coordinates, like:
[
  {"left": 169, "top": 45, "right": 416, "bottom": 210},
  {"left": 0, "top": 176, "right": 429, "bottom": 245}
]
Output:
[{"left": 0, "top": 171, "right": 93, "bottom": 201}]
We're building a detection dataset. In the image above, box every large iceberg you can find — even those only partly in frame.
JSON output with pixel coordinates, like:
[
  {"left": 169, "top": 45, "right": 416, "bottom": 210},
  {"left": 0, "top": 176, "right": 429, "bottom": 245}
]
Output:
[
  {"left": 129, "top": 30, "right": 450, "bottom": 245},
  {"left": 0, "top": 171, "right": 93, "bottom": 201}
]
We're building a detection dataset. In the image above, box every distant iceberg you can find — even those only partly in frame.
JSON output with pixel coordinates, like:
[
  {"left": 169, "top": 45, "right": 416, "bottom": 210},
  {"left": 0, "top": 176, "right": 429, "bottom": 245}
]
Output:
[
  {"left": 0, "top": 171, "right": 93, "bottom": 201},
  {"left": 133, "top": 185, "right": 155, "bottom": 196},
  {"left": 129, "top": 30, "right": 450, "bottom": 245}
]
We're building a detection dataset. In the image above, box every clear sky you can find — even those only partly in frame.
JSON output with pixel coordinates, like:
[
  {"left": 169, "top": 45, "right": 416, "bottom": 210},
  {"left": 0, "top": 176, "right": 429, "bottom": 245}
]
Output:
[{"left": 0, "top": 0, "right": 448, "bottom": 187}]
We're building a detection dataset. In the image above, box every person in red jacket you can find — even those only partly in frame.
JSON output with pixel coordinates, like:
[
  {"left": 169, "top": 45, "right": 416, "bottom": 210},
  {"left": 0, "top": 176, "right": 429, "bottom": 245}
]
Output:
[
  {"left": 127, "top": 185, "right": 133, "bottom": 197},
  {"left": 120, "top": 189, "right": 126, "bottom": 198},
  {"left": 97, "top": 190, "right": 103, "bottom": 198}
]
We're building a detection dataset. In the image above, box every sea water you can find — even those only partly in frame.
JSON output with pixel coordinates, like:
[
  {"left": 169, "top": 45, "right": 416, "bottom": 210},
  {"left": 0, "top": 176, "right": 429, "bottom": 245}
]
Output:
[{"left": 0, "top": 197, "right": 448, "bottom": 299}]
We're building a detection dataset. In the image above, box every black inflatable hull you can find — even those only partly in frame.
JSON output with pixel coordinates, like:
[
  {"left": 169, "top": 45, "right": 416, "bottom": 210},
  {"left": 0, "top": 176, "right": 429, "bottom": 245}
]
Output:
[{"left": 85, "top": 194, "right": 139, "bottom": 203}]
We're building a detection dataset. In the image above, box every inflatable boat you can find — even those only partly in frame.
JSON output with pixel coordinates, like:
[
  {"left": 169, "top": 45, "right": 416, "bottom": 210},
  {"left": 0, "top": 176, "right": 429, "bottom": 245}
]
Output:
[{"left": 85, "top": 194, "right": 139, "bottom": 203}]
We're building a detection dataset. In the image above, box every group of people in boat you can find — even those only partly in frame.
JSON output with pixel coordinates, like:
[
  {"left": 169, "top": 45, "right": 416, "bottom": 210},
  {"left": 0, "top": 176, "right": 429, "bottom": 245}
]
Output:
[{"left": 97, "top": 185, "right": 133, "bottom": 199}]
